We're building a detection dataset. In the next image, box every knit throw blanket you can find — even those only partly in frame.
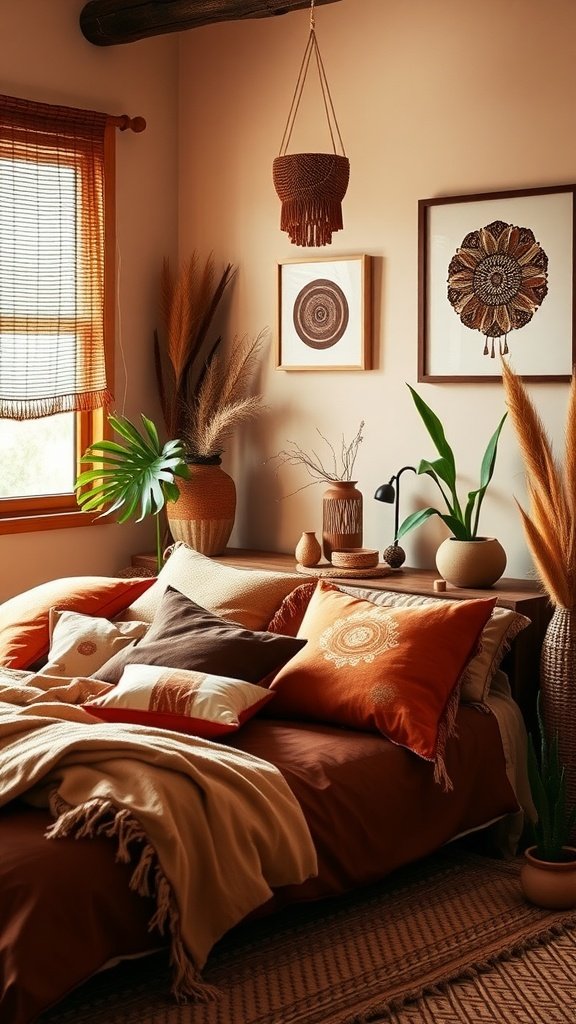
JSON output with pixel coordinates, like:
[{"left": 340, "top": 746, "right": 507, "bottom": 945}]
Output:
[{"left": 0, "top": 671, "right": 318, "bottom": 1000}]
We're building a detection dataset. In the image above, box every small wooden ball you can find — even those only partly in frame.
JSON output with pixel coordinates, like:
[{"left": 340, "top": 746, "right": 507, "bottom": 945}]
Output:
[{"left": 383, "top": 544, "right": 406, "bottom": 569}]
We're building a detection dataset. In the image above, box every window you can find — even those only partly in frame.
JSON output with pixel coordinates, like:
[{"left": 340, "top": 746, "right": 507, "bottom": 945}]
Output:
[{"left": 0, "top": 94, "right": 115, "bottom": 535}]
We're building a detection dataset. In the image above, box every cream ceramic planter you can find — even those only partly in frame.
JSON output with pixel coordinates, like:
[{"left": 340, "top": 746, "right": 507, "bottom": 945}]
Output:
[
  {"left": 435, "top": 537, "right": 507, "bottom": 589},
  {"left": 520, "top": 846, "right": 576, "bottom": 910}
]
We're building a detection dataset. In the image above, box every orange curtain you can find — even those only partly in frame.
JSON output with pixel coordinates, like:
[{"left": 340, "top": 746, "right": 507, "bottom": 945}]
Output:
[{"left": 0, "top": 93, "right": 114, "bottom": 419}]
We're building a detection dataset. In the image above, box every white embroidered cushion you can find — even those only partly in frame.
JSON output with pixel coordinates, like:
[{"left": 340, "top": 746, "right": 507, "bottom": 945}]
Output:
[{"left": 37, "top": 610, "right": 148, "bottom": 678}]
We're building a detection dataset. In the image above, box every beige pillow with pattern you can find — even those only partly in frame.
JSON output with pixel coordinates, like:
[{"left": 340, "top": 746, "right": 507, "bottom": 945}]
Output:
[
  {"left": 122, "top": 542, "right": 303, "bottom": 631},
  {"left": 37, "top": 610, "right": 148, "bottom": 678}
]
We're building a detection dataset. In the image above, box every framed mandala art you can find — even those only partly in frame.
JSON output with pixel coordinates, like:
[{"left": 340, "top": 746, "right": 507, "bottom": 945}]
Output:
[
  {"left": 276, "top": 254, "right": 372, "bottom": 371},
  {"left": 418, "top": 184, "right": 576, "bottom": 382}
]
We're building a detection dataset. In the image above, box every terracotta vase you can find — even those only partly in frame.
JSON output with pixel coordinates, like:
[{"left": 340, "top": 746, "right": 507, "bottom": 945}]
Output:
[
  {"left": 520, "top": 846, "right": 576, "bottom": 909},
  {"left": 435, "top": 536, "right": 507, "bottom": 589},
  {"left": 295, "top": 531, "right": 322, "bottom": 567},
  {"left": 540, "top": 606, "right": 576, "bottom": 841},
  {"left": 167, "top": 461, "right": 236, "bottom": 556},
  {"left": 322, "top": 480, "right": 363, "bottom": 561}
]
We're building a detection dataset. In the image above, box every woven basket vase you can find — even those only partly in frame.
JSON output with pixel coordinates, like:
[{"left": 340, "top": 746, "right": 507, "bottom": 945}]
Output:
[
  {"left": 273, "top": 152, "right": 350, "bottom": 247},
  {"left": 540, "top": 606, "right": 576, "bottom": 842},
  {"left": 167, "top": 463, "right": 236, "bottom": 557}
]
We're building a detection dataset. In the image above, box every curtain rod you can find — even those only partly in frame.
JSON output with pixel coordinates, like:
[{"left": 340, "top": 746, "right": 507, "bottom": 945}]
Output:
[{"left": 109, "top": 113, "right": 146, "bottom": 133}]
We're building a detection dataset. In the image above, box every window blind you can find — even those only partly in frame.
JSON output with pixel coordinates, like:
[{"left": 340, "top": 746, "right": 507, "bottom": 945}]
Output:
[{"left": 0, "top": 93, "right": 113, "bottom": 419}]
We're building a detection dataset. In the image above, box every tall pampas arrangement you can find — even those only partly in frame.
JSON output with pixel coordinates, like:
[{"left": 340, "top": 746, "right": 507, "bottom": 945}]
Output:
[
  {"left": 501, "top": 359, "right": 576, "bottom": 610},
  {"left": 501, "top": 359, "right": 576, "bottom": 842},
  {"left": 154, "top": 254, "right": 268, "bottom": 461}
]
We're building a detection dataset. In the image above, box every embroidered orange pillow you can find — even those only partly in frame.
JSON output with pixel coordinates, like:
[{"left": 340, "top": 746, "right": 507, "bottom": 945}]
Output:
[{"left": 268, "top": 581, "right": 496, "bottom": 788}]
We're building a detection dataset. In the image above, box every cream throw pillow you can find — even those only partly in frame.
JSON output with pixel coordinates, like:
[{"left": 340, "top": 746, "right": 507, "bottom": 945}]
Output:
[
  {"left": 338, "top": 585, "right": 530, "bottom": 704},
  {"left": 37, "top": 609, "right": 148, "bottom": 678},
  {"left": 122, "top": 543, "right": 303, "bottom": 630}
]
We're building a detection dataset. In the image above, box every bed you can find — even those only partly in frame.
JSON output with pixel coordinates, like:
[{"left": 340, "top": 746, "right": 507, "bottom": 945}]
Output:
[{"left": 0, "top": 544, "right": 538, "bottom": 1023}]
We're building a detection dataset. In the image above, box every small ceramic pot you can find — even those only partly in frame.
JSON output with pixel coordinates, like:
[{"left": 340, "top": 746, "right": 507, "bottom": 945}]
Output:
[
  {"left": 295, "top": 531, "right": 322, "bottom": 567},
  {"left": 520, "top": 846, "right": 576, "bottom": 909}
]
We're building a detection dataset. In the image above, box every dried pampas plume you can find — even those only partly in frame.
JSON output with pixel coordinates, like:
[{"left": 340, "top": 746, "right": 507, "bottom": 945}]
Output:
[{"left": 501, "top": 360, "right": 576, "bottom": 609}]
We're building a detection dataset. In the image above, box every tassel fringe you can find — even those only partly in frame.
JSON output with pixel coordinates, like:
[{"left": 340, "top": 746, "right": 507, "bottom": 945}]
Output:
[
  {"left": 45, "top": 794, "right": 220, "bottom": 1003},
  {"left": 280, "top": 198, "right": 344, "bottom": 246}
]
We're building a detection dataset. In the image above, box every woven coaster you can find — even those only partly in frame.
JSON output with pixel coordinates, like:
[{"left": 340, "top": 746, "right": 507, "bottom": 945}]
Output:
[{"left": 296, "top": 563, "right": 392, "bottom": 579}]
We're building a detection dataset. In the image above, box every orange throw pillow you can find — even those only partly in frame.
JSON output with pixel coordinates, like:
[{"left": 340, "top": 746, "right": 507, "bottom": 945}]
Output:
[
  {"left": 268, "top": 581, "right": 496, "bottom": 789},
  {"left": 0, "top": 576, "right": 154, "bottom": 670}
]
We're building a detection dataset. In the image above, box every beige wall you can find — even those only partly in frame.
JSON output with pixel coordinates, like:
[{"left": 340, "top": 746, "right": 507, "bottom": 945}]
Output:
[
  {"left": 2, "top": 0, "right": 575, "bottom": 599},
  {"left": 177, "top": 0, "right": 576, "bottom": 578},
  {"left": 0, "top": 0, "right": 179, "bottom": 599}
]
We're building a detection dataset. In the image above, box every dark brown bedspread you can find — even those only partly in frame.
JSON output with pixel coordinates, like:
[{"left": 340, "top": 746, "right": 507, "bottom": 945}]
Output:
[{"left": 0, "top": 707, "right": 516, "bottom": 1023}]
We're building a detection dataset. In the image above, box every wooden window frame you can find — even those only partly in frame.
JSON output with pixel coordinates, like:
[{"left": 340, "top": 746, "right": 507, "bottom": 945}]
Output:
[{"left": 0, "top": 124, "right": 115, "bottom": 536}]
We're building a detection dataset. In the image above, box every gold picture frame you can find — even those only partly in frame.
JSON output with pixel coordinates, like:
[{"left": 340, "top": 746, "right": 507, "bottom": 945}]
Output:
[{"left": 277, "top": 254, "right": 372, "bottom": 371}]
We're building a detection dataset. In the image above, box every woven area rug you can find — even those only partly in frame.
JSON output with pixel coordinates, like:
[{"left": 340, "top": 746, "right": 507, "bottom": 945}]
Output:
[{"left": 38, "top": 848, "right": 576, "bottom": 1024}]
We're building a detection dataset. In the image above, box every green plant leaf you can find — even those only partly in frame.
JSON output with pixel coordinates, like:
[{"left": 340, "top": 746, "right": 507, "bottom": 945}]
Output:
[
  {"left": 407, "top": 385, "right": 457, "bottom": 490},
  {"left": 75, "top": 413, "right": 188, "bottom": 538}
]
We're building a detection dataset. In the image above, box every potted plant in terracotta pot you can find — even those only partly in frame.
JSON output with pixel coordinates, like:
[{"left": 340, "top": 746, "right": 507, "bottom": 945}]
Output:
[
  {"left": 154, "top": 254, "right": 268, "bottom": 555},
  {"left": 520, "top": 694, "right": 576, "bottom": 910},
  {"left": 396, "top": 385, "right": 507, "bottom": 587}
]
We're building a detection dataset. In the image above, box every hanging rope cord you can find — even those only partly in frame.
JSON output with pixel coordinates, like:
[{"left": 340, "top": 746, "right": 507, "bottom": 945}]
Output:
[{"left": 278, "top": 1, "right": 346, "bottom": 157}]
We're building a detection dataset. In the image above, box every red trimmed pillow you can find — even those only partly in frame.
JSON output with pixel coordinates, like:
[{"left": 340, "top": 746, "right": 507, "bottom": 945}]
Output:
[
  {"left": 85, "top": 664, "right": 273, "bottom": 738},
  {"left": 268, "top": 581, "right": 496, "bottom": 788},
  {"left": 0, "top": 576, "right": 154, "bottom": 670}
]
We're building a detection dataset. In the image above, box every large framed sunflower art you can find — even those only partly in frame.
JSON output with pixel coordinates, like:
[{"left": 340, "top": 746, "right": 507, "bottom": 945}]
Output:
[{"left": 418, "top": 184, "right": 575, "bottom": 382}]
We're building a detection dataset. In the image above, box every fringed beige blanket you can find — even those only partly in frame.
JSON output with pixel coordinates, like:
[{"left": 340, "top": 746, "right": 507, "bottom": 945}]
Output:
[{"left": 0, "top": 671, "right": 318, "bottom": 1000}]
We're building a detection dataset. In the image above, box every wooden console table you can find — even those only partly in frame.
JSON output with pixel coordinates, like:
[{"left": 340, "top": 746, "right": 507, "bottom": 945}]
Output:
[{"left": 131, "top": 547, "right": 551, "bottom": 728}]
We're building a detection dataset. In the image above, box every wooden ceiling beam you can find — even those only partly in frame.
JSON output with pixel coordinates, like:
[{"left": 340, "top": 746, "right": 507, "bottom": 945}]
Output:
[{"left": 80, "top": 0, "right": 342, "bottom": 46}]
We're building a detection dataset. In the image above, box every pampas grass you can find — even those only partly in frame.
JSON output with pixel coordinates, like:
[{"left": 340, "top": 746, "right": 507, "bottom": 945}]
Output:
[
  {"left": 154, "top": 254, "right": 267, "bottom": 459},
  {"left": 501, "top": 360, "right": 576, "bottom": 609},
  {"left": 187, "top": 330, "right": 268, "bottom": 460}
]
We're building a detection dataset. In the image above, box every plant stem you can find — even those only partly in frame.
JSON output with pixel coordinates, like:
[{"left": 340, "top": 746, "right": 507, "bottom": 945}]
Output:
[{"left": 155, "top": 513, "right": 162, "bottom": 574}]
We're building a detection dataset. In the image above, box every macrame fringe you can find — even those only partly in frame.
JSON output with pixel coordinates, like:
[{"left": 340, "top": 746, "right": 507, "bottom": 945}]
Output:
[
  {"left": 433, "top": 684, "right": 462, "bottom": 792},
  {"left": 267, "top": 580, "right": 317, "bottom": 635},
  {"left": 280, "top": 197, "right": 344, "bottom": 246},
  {"left": 46, "top": 794, "right": 220, "bottom": 1003},
  {"left": 0, "top": 388, "right": 114, "bottom": 420}
]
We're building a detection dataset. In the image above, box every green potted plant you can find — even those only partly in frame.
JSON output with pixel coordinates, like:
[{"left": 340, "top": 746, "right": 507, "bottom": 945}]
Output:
[
  {"left": 520, "top": 693, "right": 576, "bottom": 909},
  {"left": 395, "top": 385, "right": 507, "bottom": 587},
  {"left": 75, "top": 413, "right": 190, "bottom": 574}
]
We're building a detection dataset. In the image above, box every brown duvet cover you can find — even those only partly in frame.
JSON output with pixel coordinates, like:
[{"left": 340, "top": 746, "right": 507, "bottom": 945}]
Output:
[{"left": 0, "top": 707, "right": 516, "bottom": 1023}]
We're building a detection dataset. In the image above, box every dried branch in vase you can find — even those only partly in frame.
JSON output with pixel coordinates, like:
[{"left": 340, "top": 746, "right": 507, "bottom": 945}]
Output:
[{"left": 273, "top": 421, "right": 365, "bottom": 496}]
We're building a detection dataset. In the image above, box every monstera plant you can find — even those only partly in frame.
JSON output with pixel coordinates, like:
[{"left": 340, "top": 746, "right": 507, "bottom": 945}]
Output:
[{"left": 75, "top": 413, "right": 190, "bottom": 573}]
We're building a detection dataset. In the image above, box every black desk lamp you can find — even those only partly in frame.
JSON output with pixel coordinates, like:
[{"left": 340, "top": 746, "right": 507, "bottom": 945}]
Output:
[{"left": 374, "top": 465, "right": 416, "bottom": 568}]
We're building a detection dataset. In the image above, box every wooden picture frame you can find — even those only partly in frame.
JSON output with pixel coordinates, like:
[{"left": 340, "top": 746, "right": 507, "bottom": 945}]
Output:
[
  {"left": 418, "top": 184, "right": 576, "bottom": 382},
  {"left": 277, "top": 254, "right": 372, "bottom": 371}
]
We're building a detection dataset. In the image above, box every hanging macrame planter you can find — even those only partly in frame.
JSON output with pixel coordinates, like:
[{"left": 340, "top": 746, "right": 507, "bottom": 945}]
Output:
[{"left": 273, "top": 0, "right": 349, "bottom": 247}]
